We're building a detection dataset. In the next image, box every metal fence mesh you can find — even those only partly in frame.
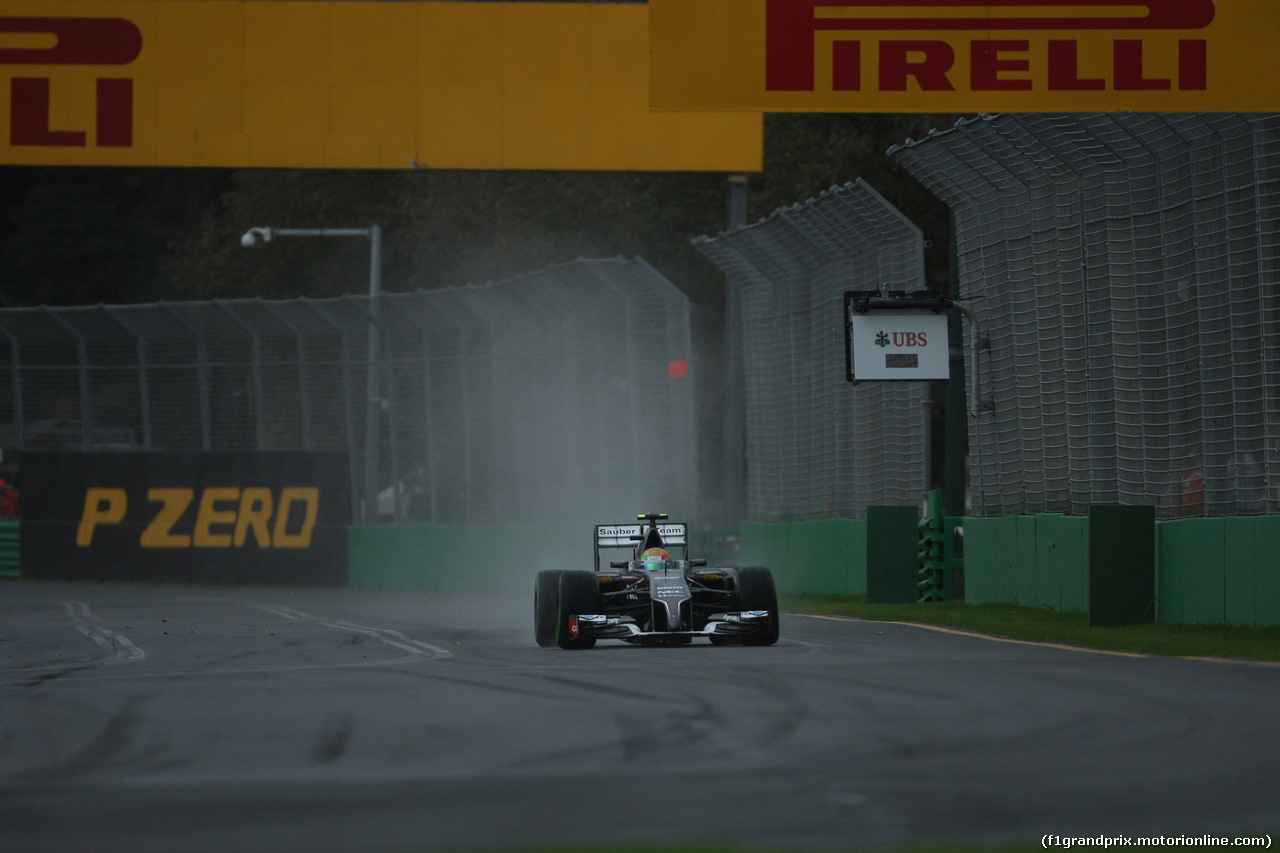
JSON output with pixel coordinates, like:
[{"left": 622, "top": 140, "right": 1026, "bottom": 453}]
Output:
[
  {"left": 0, "top": 257, "right": 696, "bottom": 525},
  {"left": 891, "top": 113, "right": 1280, "bottom": 518},
  {"left": 694, "top": 179, "right": 928, "bottom": 522},
  {"left": 14, "top": 113, "right": 1273, "bottom": 525}
]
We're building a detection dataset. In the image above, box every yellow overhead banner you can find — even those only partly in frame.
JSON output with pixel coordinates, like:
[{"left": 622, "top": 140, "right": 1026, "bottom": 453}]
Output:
[
  {"left": 650, "top": 0, "right": 1280, "bottom": 112},
  {"left": 0, "top": 1, "right": 762, "bottom": 170}
]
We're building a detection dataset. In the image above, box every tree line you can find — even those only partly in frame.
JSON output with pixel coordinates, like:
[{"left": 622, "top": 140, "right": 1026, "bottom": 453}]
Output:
[{"left": 0, "top": 114, "right": 953, "bottom": 314}]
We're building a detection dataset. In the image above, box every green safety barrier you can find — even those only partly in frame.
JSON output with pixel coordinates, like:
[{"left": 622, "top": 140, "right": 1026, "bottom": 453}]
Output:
[
  {"left": 917, "top": 489, "right": 946, "bottom": 601},
  {"left": 960, "top": 511, "right": 1280, "bottom": 627},
  {"left": 962, "top": 514, "right": 1089, "bottom": 611},
  {"left": 737, "top": 518, "right": 867, "bottom": 596},
  {"left": 0, "top": 520, "right": 18, "bottom": 578},
  {"left": 348, "top": 523, "right": 581, "bottom": 592},
  {"left": 1158, "top": 516, "right": 1280, "bottom": 627}
]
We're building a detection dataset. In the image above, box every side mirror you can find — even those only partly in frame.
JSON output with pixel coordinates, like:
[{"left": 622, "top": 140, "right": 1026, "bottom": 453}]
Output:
[
  {"left": 609, "top": 561, "right": 630, "bottom": 569},
  {"left": 689, "top": 559, "right": 707, "bottom": 567}
]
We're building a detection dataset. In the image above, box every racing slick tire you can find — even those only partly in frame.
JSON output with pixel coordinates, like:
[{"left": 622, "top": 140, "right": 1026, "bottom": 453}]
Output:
[
  {"left": 556, "top": 571, "right": 600, "bottom": 650},
  {"left": 735, "top": 566, "right": 780, "bottom": 646},
  {"left": 534, "top": 570, "right": 563, "bottom": 647}
]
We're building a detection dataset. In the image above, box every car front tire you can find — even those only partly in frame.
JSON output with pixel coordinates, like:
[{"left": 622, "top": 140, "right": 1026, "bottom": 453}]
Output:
[
  {"left": 735, "top": 566, "right": 780, "bottom": 646},
  {"left": 556, "top": 571, "right": 600, "bottom": 650},
  {"left": 534, "top": 570, "right": 563, "bottom": 647}
]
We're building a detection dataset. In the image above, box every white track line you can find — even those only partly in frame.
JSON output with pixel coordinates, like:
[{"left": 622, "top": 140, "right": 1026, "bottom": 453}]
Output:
[
  {"left": 797, "top": 613, "right": 1280, "bottom": 667},
  {"left": 247, "top": 604, "right": 454, "bottom": 660},
  {"left": 62, "top": 602, "right": 146, "bottom": 664}
]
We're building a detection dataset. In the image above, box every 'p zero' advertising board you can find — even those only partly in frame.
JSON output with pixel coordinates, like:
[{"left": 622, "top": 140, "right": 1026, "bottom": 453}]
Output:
[
  {"left": 651, "top": 0, "right": 1280, "bottom": 112},
  {"left": 19, "top": 452, "right": 350, "bottom": 586}
]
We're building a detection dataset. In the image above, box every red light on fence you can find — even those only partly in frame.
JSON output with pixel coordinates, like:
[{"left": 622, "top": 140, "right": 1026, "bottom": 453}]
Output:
[{"left": 668, "top": 360, "right": 688, "bottom": 378}]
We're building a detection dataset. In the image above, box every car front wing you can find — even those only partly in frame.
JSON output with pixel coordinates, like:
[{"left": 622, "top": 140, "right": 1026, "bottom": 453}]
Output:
[{"left": 567, "top": 611, "right": 773, "bottom": 643}]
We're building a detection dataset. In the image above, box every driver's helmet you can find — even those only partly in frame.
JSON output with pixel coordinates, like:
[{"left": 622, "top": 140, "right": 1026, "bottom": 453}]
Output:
[{"left": 641, "top": 547, "right": 669, "bottom": 571}]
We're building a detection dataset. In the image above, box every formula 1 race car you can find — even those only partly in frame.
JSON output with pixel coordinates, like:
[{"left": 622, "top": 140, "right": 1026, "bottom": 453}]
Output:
[{"left": 534, "top": 513, "right": 779, "bottom": 649}]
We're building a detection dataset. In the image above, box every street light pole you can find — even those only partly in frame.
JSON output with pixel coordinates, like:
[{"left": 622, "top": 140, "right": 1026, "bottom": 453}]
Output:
[{"left": 241, "top": 226, "right": 383, "bottom": 523}]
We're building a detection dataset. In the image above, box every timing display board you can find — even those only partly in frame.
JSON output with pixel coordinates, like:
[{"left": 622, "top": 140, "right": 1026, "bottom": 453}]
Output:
[
  {"left": 650, "top": 0, "right": 1280, "bottom": 113},
  {"left": 0, "top": 1, "right": 761, "bottom": 170}
]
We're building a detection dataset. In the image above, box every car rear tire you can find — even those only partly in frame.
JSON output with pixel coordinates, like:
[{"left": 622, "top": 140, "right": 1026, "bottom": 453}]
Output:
[
  {"left": 534, "top": 570, "right": 563, "bottom": 647},
  {"left": 735, "top": 566, "right": 779, "bottom": 646},
  {"left": 556, "top": 571, "right": 600, "bottom": 650}
]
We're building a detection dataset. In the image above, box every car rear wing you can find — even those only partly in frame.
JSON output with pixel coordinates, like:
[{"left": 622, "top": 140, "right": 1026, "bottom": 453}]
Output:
[
  {"left": 594, "top": 522, "right": 688, "bottom": 569},
  {"left": 595, "top": 523, "right": 687, "bottom": 548}
]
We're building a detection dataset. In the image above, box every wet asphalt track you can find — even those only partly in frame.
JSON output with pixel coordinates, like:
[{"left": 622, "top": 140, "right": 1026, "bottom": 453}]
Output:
[{"left": 2, "top": 579, "right": 1278, "bottom": 853}]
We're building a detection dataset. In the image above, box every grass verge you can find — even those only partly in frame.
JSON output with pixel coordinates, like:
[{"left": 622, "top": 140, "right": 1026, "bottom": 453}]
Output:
[{"left": 782, "top": 595, "right": 1280, "bottom": 663}]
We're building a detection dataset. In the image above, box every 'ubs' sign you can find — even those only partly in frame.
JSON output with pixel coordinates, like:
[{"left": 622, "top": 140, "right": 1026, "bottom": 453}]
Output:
[
  {"left": 848, "top": 310, "right": 950, "bottom": 381},
  {"left": 1, "top": 17, "right": 141, "bottom": 147}
]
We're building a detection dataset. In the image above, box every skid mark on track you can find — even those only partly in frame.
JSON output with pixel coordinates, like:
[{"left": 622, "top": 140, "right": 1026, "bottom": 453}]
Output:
[
  {"left": 741, "top": 668, "right": 809, "bottom": 746},
  {"left": 616, "top": 693, "right": 724, "bottom": 761},
  {"left": 2, "top": 694, "right": 174, "bottom": 788},
  {"left": 56, "top": 694, "right": 149, "bottom": 772},
  {"left": 310, "top": 711, "right": 355, "bottom": 765},
  {"left": 532, "top": 673, "right": 687, "bottom": 705}
]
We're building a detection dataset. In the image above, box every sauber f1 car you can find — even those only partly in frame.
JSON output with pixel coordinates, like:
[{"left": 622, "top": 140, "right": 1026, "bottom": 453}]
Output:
[{"left": 535, "top": 513, "right": 779, "bottom": 649}]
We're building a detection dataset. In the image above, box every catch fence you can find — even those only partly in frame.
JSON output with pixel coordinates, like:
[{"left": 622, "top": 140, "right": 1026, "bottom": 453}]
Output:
[
  {"left": 0, "top": 256, "right": 696, "bottom": 524},
  {"left": 891, "top": 113, "right": 1280, "bottom": 518},
  {"left": 694, "top": 178, "right": 928, "bottom": 523}
]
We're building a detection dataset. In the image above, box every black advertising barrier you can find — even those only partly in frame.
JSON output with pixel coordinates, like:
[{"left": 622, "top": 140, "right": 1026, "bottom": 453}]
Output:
[
  {"left": 19, "top": 451, "right": 350, "bottom": 586},
  {"left": 866, "top": 505, "right": 920, "bottom": 604},
  {"left": 1088, "top": 504, "right": 1156, "bottom": 627}
]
